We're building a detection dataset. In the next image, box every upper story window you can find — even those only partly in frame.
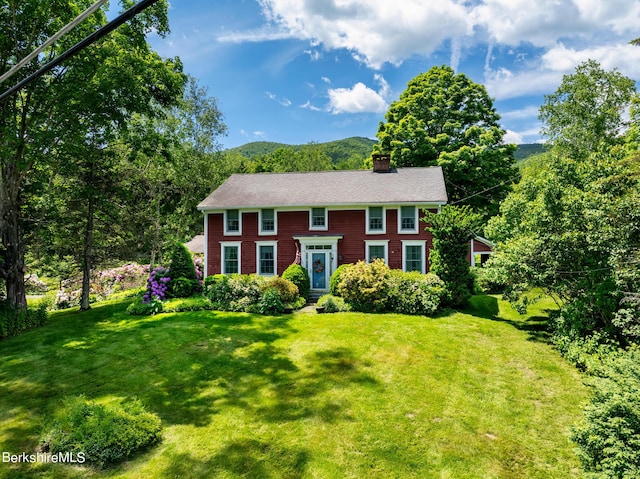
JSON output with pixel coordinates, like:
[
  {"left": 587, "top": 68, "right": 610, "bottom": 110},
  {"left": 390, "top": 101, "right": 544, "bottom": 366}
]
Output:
[
  {"left": 224, "top": 209, "right": 241, "bottom": 235},
  {"left": 310, "top": 207, "right": 327, "bottom": 230},
  {"left": 399, "top": 206, "right": 418, "bottom": 233},
  {"left": 259, "top": 208, "right": 276, "bottom": 235},
  {"left": 367, "top": 206, "right": 385, "bottom": 234}
]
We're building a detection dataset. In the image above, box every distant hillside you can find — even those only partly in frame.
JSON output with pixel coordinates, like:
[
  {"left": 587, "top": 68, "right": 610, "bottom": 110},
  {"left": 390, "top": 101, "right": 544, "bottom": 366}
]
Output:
[
  {"left": 229, "top": 138, "right": 545, "bottom": 163},
  {"left": 514, "top": 143, "right": 546, "bottom": 160},
  {"left": 228, "top": 137, "right": 377, "bottom": 163}
]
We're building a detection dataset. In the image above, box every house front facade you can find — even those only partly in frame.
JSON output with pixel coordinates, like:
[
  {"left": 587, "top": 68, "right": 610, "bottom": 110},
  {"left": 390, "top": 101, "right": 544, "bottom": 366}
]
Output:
[{"left": 197, "top": 164, "right": 448, "bottom": 295}]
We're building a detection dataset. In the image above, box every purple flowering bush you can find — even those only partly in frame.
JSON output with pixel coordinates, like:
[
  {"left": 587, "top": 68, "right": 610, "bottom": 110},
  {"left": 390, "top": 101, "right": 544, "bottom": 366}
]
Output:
[{"left": 142, "top": 267, "right": 171, "bottom": 304}]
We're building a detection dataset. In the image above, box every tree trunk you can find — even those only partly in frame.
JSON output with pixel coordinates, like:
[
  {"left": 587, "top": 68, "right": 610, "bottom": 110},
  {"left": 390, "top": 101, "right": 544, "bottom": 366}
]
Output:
[
  {"left": 1, "top": 162, "right": 27, "bottom": 310},
  {"left": 80, "top": 169, "right": 96, "bottom": 311}
]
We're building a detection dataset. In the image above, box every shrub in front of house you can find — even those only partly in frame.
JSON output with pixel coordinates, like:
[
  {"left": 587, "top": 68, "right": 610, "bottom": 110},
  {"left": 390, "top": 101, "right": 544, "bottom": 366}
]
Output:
[
  {"left": 42, "top": 396, "right": 162, "bottom": 468},
  {"left": 258, "top": 288, "right": 285, "bottom": 315},
  {"left": 167, "top": 244, "right": 198, "bottom": 297},
  {"left": 127, "top": 297, "right": 163, "bottom": 316},
  {"left": 329, "top": 264, "right": 351, "bottom": 296},
  {"left": 204, "top": 274, "right": 303, "bottom": 313},
  {"left": 387, "top": 270, "right": 446, "bottom": 316},
  {"left": 263, "top": 276, "right": 299, "bottom": 304},
  {"left": 335, "top": 259, "right": 391, "bottom": 313},
  {"left": 317, "top": 294, "right": 351, "bottom": 313},
  {"left": 333, "top": 260, "right": 445, "bottom": 316},
  {"left": 282, "top": 264, "right": 310, "bottom": 301}
]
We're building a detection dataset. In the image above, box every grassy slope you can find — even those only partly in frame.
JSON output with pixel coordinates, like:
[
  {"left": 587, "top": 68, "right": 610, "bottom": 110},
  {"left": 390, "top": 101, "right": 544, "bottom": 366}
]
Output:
[{"left": 0, "top": 296, "right": 586, "bottom": 478}]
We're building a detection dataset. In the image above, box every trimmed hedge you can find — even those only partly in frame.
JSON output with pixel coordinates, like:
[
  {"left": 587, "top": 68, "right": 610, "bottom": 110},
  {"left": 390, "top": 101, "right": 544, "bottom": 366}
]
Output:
[
  {"left": 42, "top": 396, "right": 162, "bottom": 468},
  {"left": 0, "top": 302, "right": 48, "bottom": 338},
  {"left": 282, "top": 264, "right": 310, "bottom": 301}
]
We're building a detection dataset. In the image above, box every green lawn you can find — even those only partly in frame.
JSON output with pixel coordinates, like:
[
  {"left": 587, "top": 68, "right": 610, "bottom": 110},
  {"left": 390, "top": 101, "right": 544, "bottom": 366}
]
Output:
[{"left": 0, "top": 295, "right": 586, "bottom": 478}]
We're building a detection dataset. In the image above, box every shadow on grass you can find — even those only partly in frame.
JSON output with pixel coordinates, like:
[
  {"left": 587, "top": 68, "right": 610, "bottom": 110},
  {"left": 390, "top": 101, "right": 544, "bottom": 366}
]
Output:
[
  {"left": 465, "top": 295, "right": 552, "bottom": 344},
  {"left": 0, "top": 300, "right": 378, "bottom": 471},
  {"left": 160, "top": 441, "right": 310, "bottom": 479}
]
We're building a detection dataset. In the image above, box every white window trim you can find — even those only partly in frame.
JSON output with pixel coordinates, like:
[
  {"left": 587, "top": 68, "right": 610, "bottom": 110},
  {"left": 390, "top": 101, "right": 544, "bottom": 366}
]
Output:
[
  {"left": 309, "top": 207, "right": 328, "bottom": 231},
  {"left": 255, "top": 241, "right": 278, "bottom": 276},
  {"left": 366, "top": 206, "right": 386, "bottom": 234},
  {"left": 398, "top": 205, "right": 419, "bottom": 234},
  {"left": 258, "top": 208, "right": 277, "bottom": 236},
  {"left": 224, "top": 209, "right": 242, "bottom": 236},
  {"left": 365, "top": 240, "right": 389, "bottom": 264},
  {"left": 220, "top": 241, "right": 242, "bottom": 275},
  {"left": 402, "top": 240, "right": 426, "bottom": 274}
]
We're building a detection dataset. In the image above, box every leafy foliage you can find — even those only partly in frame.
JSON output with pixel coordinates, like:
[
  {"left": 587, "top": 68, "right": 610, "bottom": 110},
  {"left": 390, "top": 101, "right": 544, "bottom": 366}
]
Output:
[
  {"left": 263, "top": 276, "right": 299, "bottom": 304},
  {"left": 373, "top": 65, "right": 516, "bottom": 219},
  {"left": 127, "top": 297, "right": 163, "bottom": 316},
  {"left": 329, "top": 264, "right": 350, "bottom": 296},
  {"left": 282, "top": 264, "right": 310, "bottom": 301},
  {"left": 387, "top": 271, "right": 447, "bottom": 316},
  {"left": 42, "top": 396, "right": 162, "bottom": 468},
  {"left": 334, "top": 260, "right": 445, "bottom": 315},
  {"left": 257, "top": 288, "right": 285, "bottom": 315},
  {"left": 485, "top": 61, "right": 640, "bottom": 342},
  {"left": 316, "top": 294, "right": 351, "bottom": 313},
  {"left": 571, "top": 348, "right": 640, "bottom": 479},
  {"left": 424, "top": 205, "right": 483, "bottom": 307},
  {"left": 539, "top": 60, "right": 636, "bottom": 161},
  {"left": 0, "top": 302, "right": 48, "bottom": 338},
  {"left": 335, "top": 260, "right": 391, "bottom": 313}
]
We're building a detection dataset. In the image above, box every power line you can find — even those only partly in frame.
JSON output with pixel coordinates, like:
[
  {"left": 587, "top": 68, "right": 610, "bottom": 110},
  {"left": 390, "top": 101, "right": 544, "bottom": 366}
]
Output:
[
  {"left": 449, "top": 174, "right": 522, "bottom": 205},
  {"left": 0, "top": 0, "right": 109, "bottom": 86},
  {"left": 0, "top": 0, "right": 160, "bottom": 104}
]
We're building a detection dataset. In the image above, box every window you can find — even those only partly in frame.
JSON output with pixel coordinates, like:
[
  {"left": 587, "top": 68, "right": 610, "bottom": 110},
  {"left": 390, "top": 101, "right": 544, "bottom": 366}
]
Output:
[
  {"left": 224, "top": 209, "right": 241, "bottom": 235},
  {"left": 310, "top": 207, "right": 327, "bottom": 230},
  {"left": 256, "top": 242, "right": 277, "bottom": 276},
  {"left": 367, "top": 206, "right": 385, "bottom": 234},
  {"left": 259, "top": 209, "right": 276, "bottom": 234},
  {"left": 365, "top": 240, "right": 389, "bottom": 264},
  {"left": 402, "top": 241, "right": 425, "bottom": 273},
  {"left": 399, "top": 206, "right": 418, "bottom": 233},
  {"left": 221, "top": 242, "right": 241, "bottom": 274}
]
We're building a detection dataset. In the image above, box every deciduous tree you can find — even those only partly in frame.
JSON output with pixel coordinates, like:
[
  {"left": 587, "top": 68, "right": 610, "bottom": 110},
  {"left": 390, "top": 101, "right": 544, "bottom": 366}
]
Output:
[{"left": 374, "top": 65, "right": 516, "bottom": 219}]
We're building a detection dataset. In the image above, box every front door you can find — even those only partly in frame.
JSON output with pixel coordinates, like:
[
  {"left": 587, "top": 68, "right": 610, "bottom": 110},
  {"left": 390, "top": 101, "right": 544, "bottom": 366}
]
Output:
[{"left": 311, "top": 252, "right": 328, "bottom": 290}]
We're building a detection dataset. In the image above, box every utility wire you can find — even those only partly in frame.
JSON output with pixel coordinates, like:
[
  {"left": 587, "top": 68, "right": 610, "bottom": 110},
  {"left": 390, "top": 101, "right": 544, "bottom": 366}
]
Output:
[
  {"left": 0, "top": 0, "right": 109, "bottom": 86},
  {"left": 449, "top": 173, "right": 522, "bottom": 205},
  {"left": 0, "top": 0, "right": 160, "bottom": 104}
]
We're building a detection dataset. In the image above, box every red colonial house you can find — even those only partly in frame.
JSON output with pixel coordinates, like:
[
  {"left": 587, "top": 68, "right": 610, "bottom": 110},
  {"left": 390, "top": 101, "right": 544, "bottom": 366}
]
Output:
[{"left": 197, "top": 161, "right": 449, "bottom": 295}]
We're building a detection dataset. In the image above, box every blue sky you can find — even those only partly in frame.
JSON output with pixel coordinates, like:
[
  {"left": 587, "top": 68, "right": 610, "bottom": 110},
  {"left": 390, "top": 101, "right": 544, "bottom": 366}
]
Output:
[{"left": 137, "top": 0, "right": 640, "bottom": 149}]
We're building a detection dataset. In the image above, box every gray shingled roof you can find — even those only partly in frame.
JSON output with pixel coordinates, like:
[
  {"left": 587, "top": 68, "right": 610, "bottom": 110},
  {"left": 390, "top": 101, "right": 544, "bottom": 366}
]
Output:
[{"left": 197, "top": 167, "right": 448, "bottom": 210}]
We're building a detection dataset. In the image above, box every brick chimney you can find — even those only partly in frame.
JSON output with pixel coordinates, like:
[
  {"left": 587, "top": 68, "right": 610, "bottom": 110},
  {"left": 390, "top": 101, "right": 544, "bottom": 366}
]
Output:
[{"left": 372, "top": 153, "right": 391, "bottom": 173}]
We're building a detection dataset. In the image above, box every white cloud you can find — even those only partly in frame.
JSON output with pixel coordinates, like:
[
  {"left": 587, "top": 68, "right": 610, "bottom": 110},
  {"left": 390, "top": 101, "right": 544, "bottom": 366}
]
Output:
[
  {"left": 252, "top": 0, "right": 472, "bottom": 69},
  {"left": 266, "top": 91, "right": 292, "bottom": 107},
  {"left": 501, "top": 106, "right": 540, "bottom": 121},
  {"left": 503, "top": 129, "right": 523, "bottom": 144},
  {"left": 327, "top": 82, "right": 388, "bottom": 114},
  {"left": 301, "top": 100, "right": 322, "bottom": 112}
]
